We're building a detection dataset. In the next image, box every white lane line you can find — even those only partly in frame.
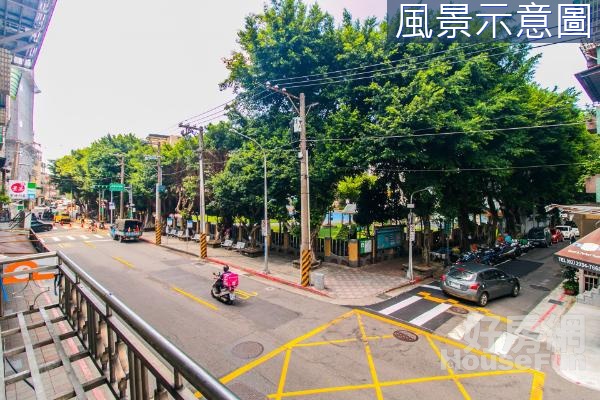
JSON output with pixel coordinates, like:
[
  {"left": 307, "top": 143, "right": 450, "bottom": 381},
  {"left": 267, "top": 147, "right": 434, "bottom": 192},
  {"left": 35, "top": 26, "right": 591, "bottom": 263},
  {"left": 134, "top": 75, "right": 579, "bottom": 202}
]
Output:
[
  {"left": 379, "top": 296, "right": 422, "bottom": 315},
  {"left": 409, "top": 303, "right": 453, "bottom": 326},
  {"left": 489, "top": 332, "right": 519, "bottom": 356},
  {"left": 93, "top": 234, "right": 103, "bottom": 239},
  {"left": 52, "top": 237, "right": 61, "bottom": 242},
  {"left": 80, "top": 235, "right": 89, "bottom": 240},
  {"left": 66, "top": 236, "right": 76, "bottom": 241},
  {"left": 421, "top": 284, "right": 442, "bottom": 291},
  {"left": 448, "top": 313, "right": 484, "bottom": 341}
]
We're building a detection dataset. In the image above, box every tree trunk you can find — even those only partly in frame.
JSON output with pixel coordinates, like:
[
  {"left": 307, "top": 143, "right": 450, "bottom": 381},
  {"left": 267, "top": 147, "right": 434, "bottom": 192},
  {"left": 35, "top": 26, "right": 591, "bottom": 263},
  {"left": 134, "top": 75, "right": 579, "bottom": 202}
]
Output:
[
  {"left": 421, "top": 215, "right": 432, "bottom": 266},
  {"left": 457, "top": 207, "right": 470, "bottom": 251},
  {"left": 487, "top": 196, "right": 499, "bottom": 246}
]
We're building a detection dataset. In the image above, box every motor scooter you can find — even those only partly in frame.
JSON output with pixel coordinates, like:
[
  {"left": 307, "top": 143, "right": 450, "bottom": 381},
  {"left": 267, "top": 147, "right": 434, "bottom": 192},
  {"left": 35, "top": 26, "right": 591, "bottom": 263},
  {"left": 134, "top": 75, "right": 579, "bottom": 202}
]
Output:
[{"left": 211, "top": 271, "right": 239, "bottom": 305}]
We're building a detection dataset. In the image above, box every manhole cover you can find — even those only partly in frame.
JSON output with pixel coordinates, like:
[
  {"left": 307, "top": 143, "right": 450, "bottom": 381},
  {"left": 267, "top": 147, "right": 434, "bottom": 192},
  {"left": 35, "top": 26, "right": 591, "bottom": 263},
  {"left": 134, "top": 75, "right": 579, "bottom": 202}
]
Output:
[
  {"left": 530, "top": 284, "right": 551, "bottom": 291},
  {"left": 393, "top": 330, "right": 419, "bottom": 342},
  {"left": 231, "top": 341, "right": 264, "bottom": 359},
  {"left": 449, "top": 306, "right": 469, "bottom": 314}
]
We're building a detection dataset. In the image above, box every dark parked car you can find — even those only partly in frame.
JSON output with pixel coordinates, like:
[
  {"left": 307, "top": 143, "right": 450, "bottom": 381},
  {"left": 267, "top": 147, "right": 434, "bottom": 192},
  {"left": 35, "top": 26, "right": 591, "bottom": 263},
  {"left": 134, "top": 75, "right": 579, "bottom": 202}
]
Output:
[
  {"left": 441, "top": 263, "right": 520, "bottom": 306},
  {"left": 527, "top": 227, "right": 552, "bottom": 248},
  {"left": 30, "top": 219, "right": 53, "bottom": 233}
]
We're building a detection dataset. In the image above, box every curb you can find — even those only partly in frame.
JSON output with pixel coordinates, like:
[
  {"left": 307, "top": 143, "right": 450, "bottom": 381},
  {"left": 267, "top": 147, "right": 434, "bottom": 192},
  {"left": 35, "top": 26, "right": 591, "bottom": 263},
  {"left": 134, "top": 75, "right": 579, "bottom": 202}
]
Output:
[
  {"left": 206, "top": 257, "right": 331, "bottom": 298},
  {"left": 139, "top": 237, "right": 331, "bottom": 298}
]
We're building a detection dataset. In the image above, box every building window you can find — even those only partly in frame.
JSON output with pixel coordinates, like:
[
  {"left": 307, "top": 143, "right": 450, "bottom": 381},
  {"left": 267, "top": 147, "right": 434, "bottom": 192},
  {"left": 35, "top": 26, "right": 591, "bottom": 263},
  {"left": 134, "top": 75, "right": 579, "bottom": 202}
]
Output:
[{"left": 583, "top": 270, "right": 600, "bottom": 291}]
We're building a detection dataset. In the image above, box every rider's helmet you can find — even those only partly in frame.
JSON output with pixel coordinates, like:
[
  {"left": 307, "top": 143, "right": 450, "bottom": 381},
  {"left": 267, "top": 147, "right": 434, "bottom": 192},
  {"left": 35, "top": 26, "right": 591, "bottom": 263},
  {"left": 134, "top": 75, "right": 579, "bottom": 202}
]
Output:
[{"left": 223, "top": 266, "right": 229, "bottom": 273}]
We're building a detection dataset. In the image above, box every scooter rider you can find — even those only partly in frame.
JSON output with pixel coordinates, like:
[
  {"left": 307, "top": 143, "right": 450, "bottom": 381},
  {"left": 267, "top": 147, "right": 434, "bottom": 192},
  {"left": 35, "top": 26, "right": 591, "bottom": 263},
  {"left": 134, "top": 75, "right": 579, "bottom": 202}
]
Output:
[{"left": 215, "top": 266, "right": 231, "bottom": 293}]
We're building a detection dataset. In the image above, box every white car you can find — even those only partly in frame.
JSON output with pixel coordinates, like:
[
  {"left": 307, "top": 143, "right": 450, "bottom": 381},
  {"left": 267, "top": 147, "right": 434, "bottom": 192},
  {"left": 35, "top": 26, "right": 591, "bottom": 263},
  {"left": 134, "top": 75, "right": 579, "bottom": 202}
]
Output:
[{"left": 556, "top": 225, "right": 577, "bottom": 240}]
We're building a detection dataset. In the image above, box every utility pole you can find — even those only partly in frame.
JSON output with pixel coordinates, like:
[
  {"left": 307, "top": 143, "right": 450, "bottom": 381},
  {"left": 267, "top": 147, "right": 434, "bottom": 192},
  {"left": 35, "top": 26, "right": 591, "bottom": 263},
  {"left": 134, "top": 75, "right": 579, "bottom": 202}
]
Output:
[
  {"left": 118, "top": 154, "right": 125, "bottom": 219},
  {"left": 179, "top": 124, "right": 207, "bottom": 259},
  {"left": 267, "top": 83, "right": 312, "bottom": 287},
  {"left": 156, "top": 143, "right": 162, "bottom": 244}
]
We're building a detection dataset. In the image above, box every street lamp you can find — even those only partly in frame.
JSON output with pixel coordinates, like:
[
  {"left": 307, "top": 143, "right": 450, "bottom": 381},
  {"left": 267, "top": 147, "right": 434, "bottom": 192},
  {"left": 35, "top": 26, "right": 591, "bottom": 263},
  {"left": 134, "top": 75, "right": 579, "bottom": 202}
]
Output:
[
  {"left": 408, "top": 186, "right": 434, "bottom": 281},
  {"left": 146, "top": 134, "right": 169, "bottom": 245},
  {"left": 230, "top": 128, "right": 270, "bottom": 274},
  {"left": 179, "top": 124, "right": 207, "bottom": 259}
]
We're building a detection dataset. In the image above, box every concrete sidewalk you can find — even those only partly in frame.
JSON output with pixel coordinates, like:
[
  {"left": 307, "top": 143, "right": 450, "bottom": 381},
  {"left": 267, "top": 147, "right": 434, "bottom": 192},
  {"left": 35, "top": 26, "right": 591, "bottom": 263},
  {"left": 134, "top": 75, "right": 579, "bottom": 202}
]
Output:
[
  {"left": 143, "top": 234, "right": 432, "bottom": 305},
  {"left": 550, "top": 301, "right": 600, "bottom": 391}
]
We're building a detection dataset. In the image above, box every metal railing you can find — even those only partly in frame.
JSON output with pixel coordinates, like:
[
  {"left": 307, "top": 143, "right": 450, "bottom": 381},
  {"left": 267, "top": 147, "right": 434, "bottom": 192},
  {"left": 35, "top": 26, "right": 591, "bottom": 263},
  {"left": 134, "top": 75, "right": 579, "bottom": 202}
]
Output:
[{"left": 2, "top": 236, "right": 240, "bottom": 400}]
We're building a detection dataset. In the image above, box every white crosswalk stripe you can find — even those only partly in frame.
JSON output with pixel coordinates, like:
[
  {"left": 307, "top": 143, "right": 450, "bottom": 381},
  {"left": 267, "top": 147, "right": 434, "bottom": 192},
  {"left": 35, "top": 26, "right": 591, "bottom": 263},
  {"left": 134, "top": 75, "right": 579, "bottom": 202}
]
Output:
[
  {"left": 488, "top": 332, "right": 519, "bottom": 356},
  {"left": 421, "top": 284, "right": 442, "bottom": 291},
  {"left": 379, "top": 296, "right": 422, "bottom": 315},
  {"left": 448, "top": 313, "right": 484, "bottom": 341},
  {"left": 80, "top": 235, "right": 89, "bottom": 240},
  {"left": 409, "top": 303, "right": 452, "bottom": 326},
  {"left": 93, "top": 234, "right": 103, "bottom": 239},
  {"left": 52, "top": 237, "right": 61, "bottom": 242},
  {"left": 67, "top": 236, "right": 76, "bottom": 241}
]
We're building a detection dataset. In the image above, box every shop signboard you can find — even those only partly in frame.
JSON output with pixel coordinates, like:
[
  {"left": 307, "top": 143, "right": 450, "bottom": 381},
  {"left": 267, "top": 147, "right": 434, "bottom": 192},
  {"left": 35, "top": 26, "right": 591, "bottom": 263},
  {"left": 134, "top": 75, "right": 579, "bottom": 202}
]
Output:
[
  {"left": 359, "top": 239, "right": 372, "bottom": 254},
  {"left": 8, "top": 180, "right": 27, "bottom": 200}
]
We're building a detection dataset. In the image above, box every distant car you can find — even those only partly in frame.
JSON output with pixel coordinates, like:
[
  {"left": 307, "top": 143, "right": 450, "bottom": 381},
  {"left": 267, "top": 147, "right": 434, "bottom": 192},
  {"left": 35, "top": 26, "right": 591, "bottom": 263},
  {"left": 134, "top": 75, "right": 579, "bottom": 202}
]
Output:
[
  {"left": 441, "top": 263, "right": 520, "bottom": 306},
  {"left": 54, "top": 212, "right": 71, "bottom": 223},
  {"left": 30, "top": 219, "right": 53, "bottom": 233},
  {"left": 527, "top": 227, "right": 552, "bottom": 247},
  {"left": 555, "top": 225, "right": 576, "bottom": 240},
  {"left": 110, "top": 219, "right": 143, "bottom": 242},
  {"left": 549, "top": 228, "right": 564, "bottom": 244}
]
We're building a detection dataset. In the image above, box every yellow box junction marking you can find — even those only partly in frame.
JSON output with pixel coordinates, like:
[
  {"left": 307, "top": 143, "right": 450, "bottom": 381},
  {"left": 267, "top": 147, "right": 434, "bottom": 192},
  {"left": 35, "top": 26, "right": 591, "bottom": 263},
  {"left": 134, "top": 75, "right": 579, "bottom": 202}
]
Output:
[
  {"left": 112, "top": 256, "right": 135, "bottom": 269},
  {"left": 171, "top": 286, "right": 218, "bottom": 311},
  {"left": 206, "top": 309, "right": 543, "bottom": 400}
]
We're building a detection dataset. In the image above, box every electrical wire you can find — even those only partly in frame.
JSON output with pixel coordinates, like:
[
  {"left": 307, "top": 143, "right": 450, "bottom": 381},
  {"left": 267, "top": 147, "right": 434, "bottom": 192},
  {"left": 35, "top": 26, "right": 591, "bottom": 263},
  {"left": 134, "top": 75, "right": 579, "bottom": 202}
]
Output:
[
  {"left": 269, "top": 24, "right": 565, "bottom": 86},
  {"left": 304, "top": 121, "right": 583, "bottom": 143},
  {"left": 282, "top": 37, "right": 580, "bottom": 90}
]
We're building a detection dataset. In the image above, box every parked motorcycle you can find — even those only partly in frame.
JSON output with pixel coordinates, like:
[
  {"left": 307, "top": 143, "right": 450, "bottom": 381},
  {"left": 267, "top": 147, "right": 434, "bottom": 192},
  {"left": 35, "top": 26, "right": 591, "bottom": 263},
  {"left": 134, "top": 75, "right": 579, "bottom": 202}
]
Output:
[{"left": 211, "top": 271, "right": 239, "bottom": 305}]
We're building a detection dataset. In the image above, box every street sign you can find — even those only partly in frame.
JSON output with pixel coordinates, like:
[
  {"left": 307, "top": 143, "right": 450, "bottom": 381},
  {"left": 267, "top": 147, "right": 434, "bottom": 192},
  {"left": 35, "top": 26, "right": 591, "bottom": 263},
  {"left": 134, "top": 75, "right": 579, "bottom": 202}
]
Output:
[
  {"left": 144, "top": 155, "right": 158, "bottom": 161},
  {"left": 8, "top": 180, "right": 27, "bottom": 200},
  {"left": 359, "top": 239, "right": 372, "bottom": 254},
  {"left": 261, "top": 219, "right": 270, "bottom": 236},
  {"left": 109, "top": 183, "right": 125, "bottom": 192},
  {"left": 109, "top": 202, "right": 115, "bottom": 210},
  {"left": 158, "top": 184, "right": 166, "bottom": 193}
]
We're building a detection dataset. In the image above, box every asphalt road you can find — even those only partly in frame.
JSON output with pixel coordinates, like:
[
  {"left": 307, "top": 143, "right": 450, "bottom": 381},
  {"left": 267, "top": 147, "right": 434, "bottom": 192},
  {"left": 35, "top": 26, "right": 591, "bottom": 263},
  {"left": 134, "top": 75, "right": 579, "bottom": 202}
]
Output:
[
  {"left": 364, "top": 240, "right": 598, "bottom": 400},
  {"left": 38, "top": 226, "right": 597, "bottom": 399}
]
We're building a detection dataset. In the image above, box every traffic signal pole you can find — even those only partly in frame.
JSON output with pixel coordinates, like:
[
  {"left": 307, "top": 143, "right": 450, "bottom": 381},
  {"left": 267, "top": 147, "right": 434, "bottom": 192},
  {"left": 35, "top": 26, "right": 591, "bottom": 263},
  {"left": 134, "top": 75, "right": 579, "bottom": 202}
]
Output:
[{"left": 119, "top": 155, "right": 125, "bottom": 219}]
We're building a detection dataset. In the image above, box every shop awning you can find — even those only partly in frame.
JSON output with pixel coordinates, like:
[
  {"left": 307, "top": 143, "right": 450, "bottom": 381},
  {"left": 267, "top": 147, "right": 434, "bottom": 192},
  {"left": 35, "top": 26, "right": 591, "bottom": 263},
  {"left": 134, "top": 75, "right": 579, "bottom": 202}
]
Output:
[{"left": 555, "top": 228, "right": 600, "bottom": 274}]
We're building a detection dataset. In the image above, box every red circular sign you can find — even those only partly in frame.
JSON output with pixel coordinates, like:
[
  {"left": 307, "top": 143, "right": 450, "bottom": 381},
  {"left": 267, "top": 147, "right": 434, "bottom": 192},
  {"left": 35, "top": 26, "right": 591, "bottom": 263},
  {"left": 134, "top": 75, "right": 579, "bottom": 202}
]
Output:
[{"left": 10, "top": 182, "right": 25, "bottom": 193}]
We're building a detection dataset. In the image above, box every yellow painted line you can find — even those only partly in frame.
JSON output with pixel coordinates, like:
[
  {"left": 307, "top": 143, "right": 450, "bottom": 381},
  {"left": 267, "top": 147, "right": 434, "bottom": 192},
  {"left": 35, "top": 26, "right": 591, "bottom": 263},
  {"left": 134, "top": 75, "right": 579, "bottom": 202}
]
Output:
[
  {"left": 294, "top": 334, "right": 394, "bottom": 348},
  {"left": 83, "top": 241, "right": 96, "bottom": 249},
  {"left": 357, "top": 313, "right": 383, "bottom": 400},
  {"left": 274, "top": 348, "right": 292, "bottom": 400},
  {"left": 530, "top": 372, "right": 545, "bottom": 400},
  {"left": 294, "top": 338, "right": 358, "bottom": 347},
  {"left": 112, "top": 256, "right": 135, "bottom": 269},
  {"left": 418, "top": 291, "right": 431, "bottom": 296},
  {"left": 235, "top": 289, "right": 258, "bottom": 300},
  {"left": 268, "top": 370, "right": 535, "bottom": 398},
  {"left": 420, "top": 293, "right": 510, "bottom": 324},
  {"left": 426, "top": 335, "right": 471, "bottom": 400},
  {"left": 218, "top": 309, "right": 356, "bottom": 385},
  {"left": 268, "top": 383, "right": 375, "bottom": 398},
  {"left": 171, "top": 286, "right": 218, "bottom": 311}
]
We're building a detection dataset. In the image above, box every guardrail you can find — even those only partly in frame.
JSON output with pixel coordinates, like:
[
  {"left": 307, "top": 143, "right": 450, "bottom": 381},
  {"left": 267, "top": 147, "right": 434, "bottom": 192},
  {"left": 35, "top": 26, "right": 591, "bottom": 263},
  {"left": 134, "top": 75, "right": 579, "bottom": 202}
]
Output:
[{"left": 1, "top": 233, "right": 241, "bottom": 400}]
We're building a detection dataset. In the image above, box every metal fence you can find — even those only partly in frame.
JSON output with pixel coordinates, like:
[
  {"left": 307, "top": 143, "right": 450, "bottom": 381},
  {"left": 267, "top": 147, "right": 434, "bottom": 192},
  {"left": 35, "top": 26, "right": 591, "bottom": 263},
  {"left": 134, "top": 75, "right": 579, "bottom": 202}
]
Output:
[
  {"left": 2, "top": 233, "right": 240, "bottom": 400},
  {"left": 331, "top": 239, "right": 348, "bottom": 257}
]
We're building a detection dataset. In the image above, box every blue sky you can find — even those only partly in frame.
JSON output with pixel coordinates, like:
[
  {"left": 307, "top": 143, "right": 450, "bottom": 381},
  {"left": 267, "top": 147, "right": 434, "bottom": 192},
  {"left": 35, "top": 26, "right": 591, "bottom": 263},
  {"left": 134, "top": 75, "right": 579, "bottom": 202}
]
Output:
[{"left": 33, "top": 0, "right": 589, "bottom": 162}]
